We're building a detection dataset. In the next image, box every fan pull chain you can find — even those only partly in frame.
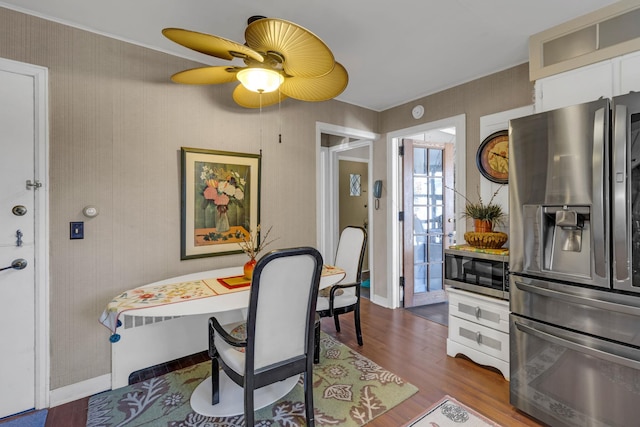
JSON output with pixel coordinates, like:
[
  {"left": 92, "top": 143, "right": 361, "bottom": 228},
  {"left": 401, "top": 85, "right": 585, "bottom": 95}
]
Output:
[
  {"left": 278, "top": 88, "right": 282, "bottom": 143},
  {"left": 259, "top": 92, "right": 263, "bottom": 152}
]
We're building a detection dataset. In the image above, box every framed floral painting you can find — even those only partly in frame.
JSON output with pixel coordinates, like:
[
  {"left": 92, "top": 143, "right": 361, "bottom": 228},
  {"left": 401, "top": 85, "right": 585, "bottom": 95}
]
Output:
[{"left": 180, "top": 147, "right": 261, "bottom": 259}]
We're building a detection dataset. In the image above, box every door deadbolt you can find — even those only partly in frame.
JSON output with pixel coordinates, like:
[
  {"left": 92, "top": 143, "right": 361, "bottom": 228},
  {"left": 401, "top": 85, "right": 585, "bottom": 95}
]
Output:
[{"left": 12, "top": 205, "right": 27, "bottom": 216}]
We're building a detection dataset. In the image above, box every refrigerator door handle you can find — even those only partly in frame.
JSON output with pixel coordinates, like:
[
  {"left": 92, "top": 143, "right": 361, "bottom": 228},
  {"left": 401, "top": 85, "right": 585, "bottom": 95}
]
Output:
[
  {"left": 514, "top": 320, "right": 640, "bottom": 371},
  {"left": 592, "top": 107, "right": 607, "bottom": 279},
  {"left": 515, "top": 280, "right": 640, "bottom": 316},
  {"left": 612, "top": 104, "right": 629, "bottom": 285}
]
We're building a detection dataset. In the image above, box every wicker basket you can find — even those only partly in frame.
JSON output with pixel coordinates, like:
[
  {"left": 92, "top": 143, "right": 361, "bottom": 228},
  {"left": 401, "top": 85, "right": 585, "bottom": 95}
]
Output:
[{"left": 463, "top": 231, "right": 508, "bottom": 249}]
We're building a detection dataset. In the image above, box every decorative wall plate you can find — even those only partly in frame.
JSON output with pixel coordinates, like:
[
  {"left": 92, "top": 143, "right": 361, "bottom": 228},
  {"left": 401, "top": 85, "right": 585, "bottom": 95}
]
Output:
[{"left": 477, "top": 130, "right": 509, "bottom": 184}]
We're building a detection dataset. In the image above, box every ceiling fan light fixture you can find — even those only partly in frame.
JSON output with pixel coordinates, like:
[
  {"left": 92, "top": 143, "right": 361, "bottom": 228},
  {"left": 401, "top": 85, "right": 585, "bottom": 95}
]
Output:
[
  {"left": 163, "top": 17, "right": 348, "bottom": 107},
  {"left": 237, "top": 68, "right": 284, "bottom": 93}
]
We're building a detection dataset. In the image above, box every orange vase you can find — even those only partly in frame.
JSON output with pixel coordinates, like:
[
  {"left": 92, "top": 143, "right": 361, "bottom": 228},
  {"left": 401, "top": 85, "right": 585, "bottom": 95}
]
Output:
[
  {"left": 474, "top": 219, "right": 493, "bottom": 233},
  {"left": 244, "top": 258, "right": 257, "bottom": 280}
]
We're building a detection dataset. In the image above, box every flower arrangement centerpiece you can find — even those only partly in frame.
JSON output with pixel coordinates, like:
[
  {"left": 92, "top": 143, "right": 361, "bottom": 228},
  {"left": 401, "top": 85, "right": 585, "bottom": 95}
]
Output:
[
  {"left": 237, "top": 225, "right": 278, "bottom": 279},
  {"left": 446, "top": 185, "right": 508, "bottom": 248},
  {"left": 200, "top": 165, "right": 246, "bottom": 232}
]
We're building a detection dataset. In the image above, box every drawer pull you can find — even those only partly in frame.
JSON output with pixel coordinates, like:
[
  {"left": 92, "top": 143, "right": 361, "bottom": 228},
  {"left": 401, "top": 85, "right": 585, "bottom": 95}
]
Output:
[
  {"left": 458, "top": 326, "right": 502, "bottom": 351},
  {"left": 457, "top": 302, "right": 501, "bottom": 324}
]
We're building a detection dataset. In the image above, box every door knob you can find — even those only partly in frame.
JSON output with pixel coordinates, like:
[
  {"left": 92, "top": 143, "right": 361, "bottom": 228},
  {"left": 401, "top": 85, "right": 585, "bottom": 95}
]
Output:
[{"left": 0, "top": 259, "right": 28, "bottom": 272}]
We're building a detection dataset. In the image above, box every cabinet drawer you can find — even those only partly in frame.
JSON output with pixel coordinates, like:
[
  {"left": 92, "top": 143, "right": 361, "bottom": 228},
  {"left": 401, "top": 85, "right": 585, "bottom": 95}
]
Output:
[
  {"left": 448, "top": 288, "right": 509, "bottom": 333},
  {"left": 448, "top": 315, "right": 509, "bottom": 362}
]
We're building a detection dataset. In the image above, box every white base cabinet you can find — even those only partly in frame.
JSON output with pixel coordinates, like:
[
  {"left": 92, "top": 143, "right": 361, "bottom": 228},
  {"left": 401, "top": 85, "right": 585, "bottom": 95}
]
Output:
[{"left": 446, "top": 287, "right": 510, "bottom": 380}]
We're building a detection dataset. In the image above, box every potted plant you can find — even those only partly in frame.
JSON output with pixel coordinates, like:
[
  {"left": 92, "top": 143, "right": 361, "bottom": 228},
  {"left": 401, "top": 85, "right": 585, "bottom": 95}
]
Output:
[
  {"left": 463, "top": 193, "right": 505, "bottom": 233},
  {"left": 446, "top": 185, "right": 508, "bottom": 248}
]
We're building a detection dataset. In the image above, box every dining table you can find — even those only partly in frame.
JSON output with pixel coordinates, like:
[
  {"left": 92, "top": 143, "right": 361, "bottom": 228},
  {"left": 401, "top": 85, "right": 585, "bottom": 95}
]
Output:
[{"left": 100, "top": 264, "right": 346, "bottom": 396}]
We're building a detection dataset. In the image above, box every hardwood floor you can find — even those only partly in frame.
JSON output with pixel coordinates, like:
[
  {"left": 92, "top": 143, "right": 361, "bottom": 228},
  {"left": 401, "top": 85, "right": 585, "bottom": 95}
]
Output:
[{"left": 43, "top": 298, "right": 544, "bottom": 427}]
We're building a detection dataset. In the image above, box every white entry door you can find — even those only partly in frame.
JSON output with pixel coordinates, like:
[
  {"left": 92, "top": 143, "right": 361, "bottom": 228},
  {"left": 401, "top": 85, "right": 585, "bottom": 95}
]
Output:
[{"left": 0, "top": 58, "right": 48, "bottom": 418}]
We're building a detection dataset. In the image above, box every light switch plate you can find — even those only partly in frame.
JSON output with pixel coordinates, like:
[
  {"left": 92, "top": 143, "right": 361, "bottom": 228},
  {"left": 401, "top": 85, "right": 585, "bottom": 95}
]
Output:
[{"left": 70, "top": 221, "right": 84, "bottom": 239}]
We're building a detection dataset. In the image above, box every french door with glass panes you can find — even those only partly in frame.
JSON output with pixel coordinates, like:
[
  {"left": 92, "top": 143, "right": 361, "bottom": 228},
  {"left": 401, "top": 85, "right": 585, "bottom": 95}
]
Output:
[{"left": 402, "top": 139, "right": 454, "bottom": 307}]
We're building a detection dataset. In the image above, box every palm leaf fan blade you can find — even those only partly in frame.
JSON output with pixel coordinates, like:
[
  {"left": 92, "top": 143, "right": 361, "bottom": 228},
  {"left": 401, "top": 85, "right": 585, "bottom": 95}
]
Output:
[
  {"left": 280, "top": 62, "right": 348, "bottom": 101},
  {"left": 244, "top": 18, "right": 335, "bottom": 78},
  {"left": 162, "top": 28, "right": 263, "bottom": 62},
  {"left": 170, "top": 66, "right": 240, "bottom": 85}
]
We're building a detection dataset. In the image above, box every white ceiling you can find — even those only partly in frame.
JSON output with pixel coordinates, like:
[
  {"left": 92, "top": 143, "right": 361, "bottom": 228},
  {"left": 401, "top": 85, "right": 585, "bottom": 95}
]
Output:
[{"left": 0, "top": 0, "right": 619, "bottom": 111}]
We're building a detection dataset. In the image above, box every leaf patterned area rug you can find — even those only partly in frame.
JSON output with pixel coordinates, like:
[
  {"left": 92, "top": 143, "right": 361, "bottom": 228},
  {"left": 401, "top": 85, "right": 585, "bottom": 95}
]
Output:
[
  {"left": 404, "top": 396, "right": 502, "bottom": 427},
  {"left": 86, "top": 333, "right": 418, "bottom": 426}
]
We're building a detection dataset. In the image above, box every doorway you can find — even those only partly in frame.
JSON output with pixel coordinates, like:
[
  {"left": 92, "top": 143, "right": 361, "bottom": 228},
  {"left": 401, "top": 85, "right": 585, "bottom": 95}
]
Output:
[
  {"left": 402, "top": 138, "right": 454, "bottom": 307},
  {"left": 0, "top": 57, "right": 49, "bottom": 417},
  {"left": 386, "top": 115, "right": 466, "bottom": 309},
  {"left": 316, "top": 123, "right": 377, "bottom": 301}
]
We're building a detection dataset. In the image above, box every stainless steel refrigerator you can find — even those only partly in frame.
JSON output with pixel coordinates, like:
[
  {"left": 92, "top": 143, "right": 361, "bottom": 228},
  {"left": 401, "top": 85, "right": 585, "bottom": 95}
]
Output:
[{"left": 509, "top": 92, "right": 640, "bottom": 427}]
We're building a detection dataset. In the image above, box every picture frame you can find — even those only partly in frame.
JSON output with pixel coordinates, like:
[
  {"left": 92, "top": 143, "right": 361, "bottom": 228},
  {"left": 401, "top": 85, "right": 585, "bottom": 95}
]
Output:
[
  {"left": 180, "top": 147, "right": 261, "bottom": 259},
  {"left": 476, "top": 130, "right": 509, "bottom": 184}
]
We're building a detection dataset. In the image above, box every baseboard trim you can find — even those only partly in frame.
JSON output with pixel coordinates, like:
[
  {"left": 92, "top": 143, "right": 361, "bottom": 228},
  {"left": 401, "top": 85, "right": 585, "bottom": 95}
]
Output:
[
  {"left": 49, "top": 374, "right": 111, "bottom": 407},
  {"left": 369, "top": 294, "right": 390, "bottom": 308}
]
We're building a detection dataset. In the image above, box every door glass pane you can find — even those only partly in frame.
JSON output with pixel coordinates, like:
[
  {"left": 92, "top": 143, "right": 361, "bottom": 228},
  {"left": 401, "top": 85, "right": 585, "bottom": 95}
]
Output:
[
  {"left": 428, "top": 178, "right": 443, "bottom": 203},
  {"left": 414, "top": 147, "right": 427, "bottom": 174},
  {"left": 428, "top": 264, "right": 443, "bottom": 291},
  {"left": 413, "top": 176, "right": 428, "bottom": 204},
  {"left": 428, "top": 205, "right": 443, "bottom": 232},
  {"left": 428, "top": 235, "right": 443, "bottom": 263},
  {"left": 414, "top": 264, "right": 426, "bottom": 292},
  {"left": 428, "top": 148, "right": 443, "bottom": 175}
]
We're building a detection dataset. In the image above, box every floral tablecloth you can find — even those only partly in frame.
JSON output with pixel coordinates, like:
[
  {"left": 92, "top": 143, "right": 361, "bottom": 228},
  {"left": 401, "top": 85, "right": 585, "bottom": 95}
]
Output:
[
  {"left": 100, "top": 265, "right": 344, "bottom": 341},
  {"left": 98, "top": 279, "right": 231, "bottom": 336}
]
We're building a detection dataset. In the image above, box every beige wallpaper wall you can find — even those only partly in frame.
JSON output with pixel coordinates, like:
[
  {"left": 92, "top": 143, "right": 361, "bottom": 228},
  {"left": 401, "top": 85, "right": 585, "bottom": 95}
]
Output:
[
  {"left": 0, "top": 6, "right": 534, "bottom": 392},
  {"left": 0, "top": 7, "right": 377, "bottom": 389}
]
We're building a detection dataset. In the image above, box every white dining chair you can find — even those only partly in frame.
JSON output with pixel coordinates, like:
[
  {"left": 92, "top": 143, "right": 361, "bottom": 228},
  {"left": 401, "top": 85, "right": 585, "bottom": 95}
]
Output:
[
  {"left": 208, "top": 246, "right": 323, "bottom": 427},
  {"left": 314, "top": 226, "right": 367, "bottom": 363}
]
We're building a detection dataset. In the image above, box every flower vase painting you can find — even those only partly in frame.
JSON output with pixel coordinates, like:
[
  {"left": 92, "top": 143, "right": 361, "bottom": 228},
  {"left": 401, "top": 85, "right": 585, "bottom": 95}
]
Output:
[{"left": 181, "top": 147, "right": 261, "bottom": 259}]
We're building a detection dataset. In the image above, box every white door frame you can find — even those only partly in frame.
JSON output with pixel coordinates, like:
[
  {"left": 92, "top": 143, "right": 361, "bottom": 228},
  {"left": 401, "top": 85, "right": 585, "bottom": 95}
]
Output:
[
  {"left": 387, "top": 114, "right": 466, "bottom": 308},
  {"left": 316, "top": 122, "right": 377, "bottom": 295},
  {"left": 0, "top": 57, "right": 50, "bottom": 410}
]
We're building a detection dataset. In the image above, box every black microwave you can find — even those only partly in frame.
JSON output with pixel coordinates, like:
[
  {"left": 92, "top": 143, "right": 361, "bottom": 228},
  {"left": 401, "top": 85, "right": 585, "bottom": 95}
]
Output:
[{"left": 444, "top": 248, "right": 509, "bottom": 300}]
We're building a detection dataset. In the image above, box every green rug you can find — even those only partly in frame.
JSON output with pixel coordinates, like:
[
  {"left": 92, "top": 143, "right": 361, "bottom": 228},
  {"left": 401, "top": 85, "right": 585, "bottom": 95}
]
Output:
[{"left": 87, "top": 333, "right": 418, "bottom": 426}]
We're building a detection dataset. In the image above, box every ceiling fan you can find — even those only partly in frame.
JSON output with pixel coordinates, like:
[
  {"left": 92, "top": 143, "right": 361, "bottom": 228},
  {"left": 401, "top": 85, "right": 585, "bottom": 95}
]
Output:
[{"left": 162, "top": 16, "right": 348, "bottom": 108}]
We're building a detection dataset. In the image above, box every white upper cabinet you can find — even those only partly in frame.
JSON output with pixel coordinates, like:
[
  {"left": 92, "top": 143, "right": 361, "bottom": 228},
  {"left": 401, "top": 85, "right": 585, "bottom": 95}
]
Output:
[
  {"left": 620, "top": 50, "right": 640, "bottom": 95},
  {"left": 535, "top": 60, "right": 613, "bottom": 112},
  {"left": 535, "top": 50, "right": 640, "bottom": 112}
]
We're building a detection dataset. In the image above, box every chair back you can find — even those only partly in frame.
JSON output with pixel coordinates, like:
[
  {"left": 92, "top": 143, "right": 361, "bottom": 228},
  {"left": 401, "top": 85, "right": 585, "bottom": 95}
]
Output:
[
  {"left": 334, "top": 226, "right": 367, "bottom": 290},
  {"left": 245, "top": 247, "right": 323, "bottom": 372}
]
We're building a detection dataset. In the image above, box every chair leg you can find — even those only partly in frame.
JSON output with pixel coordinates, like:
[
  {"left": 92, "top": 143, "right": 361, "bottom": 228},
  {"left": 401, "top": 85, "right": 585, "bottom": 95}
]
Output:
[
  {"left": 314, "top": 318, "right": 321, "bottom": 364},
  {"left": 355, "top": 304, "right": 363, "bottom": 346},
  {"left": 333, "top": 313, "right": 341, "bottom": 332},
  {"left": 304, "top": 371, "right": 315, "bottom": 427},
  {"left": 244, "top": 389, "right": 255, "bottom": 427},
  {"left": 211, "top": 357, "right": 220, "bottom": 405}
]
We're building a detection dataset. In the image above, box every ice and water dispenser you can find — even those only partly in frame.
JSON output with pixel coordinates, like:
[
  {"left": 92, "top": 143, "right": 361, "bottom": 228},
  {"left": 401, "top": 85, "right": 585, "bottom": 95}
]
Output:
[
  {"left": 523, "top": 205, "right": 593, "bottom": 278},
  {"left": 527, "top": 205, "right": 592, "bottom": 278}
]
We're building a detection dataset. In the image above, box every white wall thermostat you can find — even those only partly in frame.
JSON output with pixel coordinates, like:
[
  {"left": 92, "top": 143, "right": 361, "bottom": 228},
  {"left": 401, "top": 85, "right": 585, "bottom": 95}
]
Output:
[{"left": 412, "top": 105, "right": 424, "bottom": 119}]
